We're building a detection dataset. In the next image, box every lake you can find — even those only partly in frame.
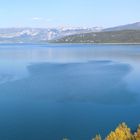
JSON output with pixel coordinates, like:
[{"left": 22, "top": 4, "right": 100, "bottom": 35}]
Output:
[{"left": 0, "top": 44, "right": 140, "bottom": 140}]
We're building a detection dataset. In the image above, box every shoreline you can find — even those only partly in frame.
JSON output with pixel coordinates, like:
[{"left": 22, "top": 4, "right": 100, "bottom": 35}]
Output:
[
  {"left": 0, "top": 42, "right": 140, "bottom": 45},
  {"left": 49, "top": 42, "right": 140, "bottom": 45}
]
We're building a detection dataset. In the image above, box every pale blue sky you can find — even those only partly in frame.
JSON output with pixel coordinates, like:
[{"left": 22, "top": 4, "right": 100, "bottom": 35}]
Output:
[{"left": 0, "top": 0, "right": 140, "bottom": 28}]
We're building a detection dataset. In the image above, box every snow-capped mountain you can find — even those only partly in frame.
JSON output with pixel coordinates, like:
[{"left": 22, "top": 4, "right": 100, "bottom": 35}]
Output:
[{"left": 0, "top": 27, "right": 102, "bottom": 43}]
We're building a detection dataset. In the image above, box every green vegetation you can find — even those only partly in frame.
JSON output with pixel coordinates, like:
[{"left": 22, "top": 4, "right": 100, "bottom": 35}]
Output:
[{"left": 52, "top": 30, "right": 140, "bottom": 44}]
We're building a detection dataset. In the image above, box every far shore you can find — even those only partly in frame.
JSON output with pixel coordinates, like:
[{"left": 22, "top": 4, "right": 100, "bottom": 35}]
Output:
[
  {"left": 49, "top": 42, "right": 140, "bottom": 45},
  {"left": 0, "top": 42, "right": 140, "bottom": 45}
]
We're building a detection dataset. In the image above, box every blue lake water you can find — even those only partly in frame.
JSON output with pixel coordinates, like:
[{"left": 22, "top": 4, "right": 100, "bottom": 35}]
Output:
[{"left": 0, "top": 44, "right": 140, "bottom": 140}]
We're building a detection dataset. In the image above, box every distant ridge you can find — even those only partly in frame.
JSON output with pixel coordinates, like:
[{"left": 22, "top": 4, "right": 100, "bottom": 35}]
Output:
[
  {"left": 103, "top": 22, "right": 140, "bottom": 31},
  {"left": 52, "top": 30, "right": 140, "bottom": 43},
  {"left": 0, "top": 22, "right": 140, "bottom": 44}
]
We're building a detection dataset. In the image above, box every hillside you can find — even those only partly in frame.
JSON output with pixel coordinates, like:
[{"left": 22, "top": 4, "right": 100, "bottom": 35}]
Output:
[
  {"left": 104, "top": 22, "right": 140, "bottom": 31},
  {"left": 52, "top": 30, "right": 140, "bottom": 43}
]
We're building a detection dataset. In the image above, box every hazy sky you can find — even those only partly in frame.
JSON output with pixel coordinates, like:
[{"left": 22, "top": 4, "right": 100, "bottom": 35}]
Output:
[{"left": 0, "top": 0, "right": 140, "bottom": 28}]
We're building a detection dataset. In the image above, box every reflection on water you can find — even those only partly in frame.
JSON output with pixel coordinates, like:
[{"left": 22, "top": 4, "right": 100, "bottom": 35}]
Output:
[
  {"left": 0, "top": 44, "right": 140, "bottom": 140},
  {"left": 0, "top": 44, "right": 140, "bottom": 92},
  {"left": 1, "top": 44, "right": 140, "bottom": 63}
]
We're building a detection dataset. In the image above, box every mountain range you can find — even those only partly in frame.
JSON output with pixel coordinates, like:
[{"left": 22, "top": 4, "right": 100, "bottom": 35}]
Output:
[
  {"left": 53, "top": 22, "right": 140, "bottom": 44},
  {"left": 0, "top": 22, "right": 140, "bottom": 44},
  {"left": 0, "top": 27, "right": 101, "bottom": 44}
]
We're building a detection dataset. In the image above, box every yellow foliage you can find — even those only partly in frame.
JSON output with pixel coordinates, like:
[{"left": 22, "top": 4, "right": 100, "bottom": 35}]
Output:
[
  {"left": 134, "top": 125, "right": 140, "bottom": 140},
  {"left": 106, "top": 122, "right": 134, "bottom": 140},
  {"left": 92, "top": 134, "right": 102, "bottom": 140},
  {"left": 63, "top": 123, "right": 140, "bottom": 140}
]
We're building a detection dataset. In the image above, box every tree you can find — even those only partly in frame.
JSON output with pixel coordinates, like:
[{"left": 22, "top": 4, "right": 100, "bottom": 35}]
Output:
[
  {"left": 92, "top": 134, "right": 102, "bottom": 140},
  {"left": 134, "top": 125, "right": 140, "bottom": 140},
  {"left": 106, "top": 122, "right": 134, "bottom": 140}
]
